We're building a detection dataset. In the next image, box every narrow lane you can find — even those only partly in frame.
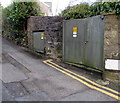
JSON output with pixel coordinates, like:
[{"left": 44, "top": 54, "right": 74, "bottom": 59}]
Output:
[{"left": 1, "top": 36, "right": 118, "bottom": 101}]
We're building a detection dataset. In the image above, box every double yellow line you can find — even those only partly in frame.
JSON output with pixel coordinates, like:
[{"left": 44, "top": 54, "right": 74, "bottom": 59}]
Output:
[{"left": 43, "top": 59, "right": 120, "bottom": 100}]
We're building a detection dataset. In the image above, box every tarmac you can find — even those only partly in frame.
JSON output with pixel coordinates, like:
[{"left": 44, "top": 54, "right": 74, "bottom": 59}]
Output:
[{"left": 1, "top": 36, "right": 119, "bottom": 102}]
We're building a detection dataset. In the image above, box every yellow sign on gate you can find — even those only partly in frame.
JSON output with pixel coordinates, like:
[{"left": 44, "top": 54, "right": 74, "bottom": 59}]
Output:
[
  {"left": 73, "top": 27, "right": 77, "bottom": 34},
  {"left": 41, "top": 33, "right": 44, "bottom": 39}
]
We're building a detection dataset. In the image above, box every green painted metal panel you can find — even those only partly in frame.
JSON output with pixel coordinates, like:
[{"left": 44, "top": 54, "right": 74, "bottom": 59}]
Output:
[
  {"left": 33, "top": 31, "right": 45, "bottom": 53},
  {"left": 63, "top": 16, "right": 104, "bottom": 71}
]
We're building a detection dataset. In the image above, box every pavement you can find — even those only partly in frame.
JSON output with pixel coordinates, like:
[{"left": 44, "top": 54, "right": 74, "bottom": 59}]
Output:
[{"left": 0, "top": 36, "right": 119, "bottom": 102}]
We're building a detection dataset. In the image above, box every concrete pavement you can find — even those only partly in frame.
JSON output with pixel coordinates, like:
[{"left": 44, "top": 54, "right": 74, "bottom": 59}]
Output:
[{"left": 1, "top": 36, "right": 118, "bottom": 101}]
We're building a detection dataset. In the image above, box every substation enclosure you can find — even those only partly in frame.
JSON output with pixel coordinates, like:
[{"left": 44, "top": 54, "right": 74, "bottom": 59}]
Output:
[
  {"left": 33, "top": 31, "right": 45, "bottom": 53},
  {"left": 63, "top": 16, "right": 105, "bottom": 72}
]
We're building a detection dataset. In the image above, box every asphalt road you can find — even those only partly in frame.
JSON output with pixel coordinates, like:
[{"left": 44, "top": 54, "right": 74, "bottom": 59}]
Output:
[{"left": 1, "top": 36, "right": 119, "bottom": 102}]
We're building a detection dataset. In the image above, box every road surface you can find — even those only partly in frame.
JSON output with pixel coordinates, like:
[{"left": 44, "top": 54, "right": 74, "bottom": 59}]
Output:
[{"left": 1, "top": 36, "right": 119, "bottom": 102}]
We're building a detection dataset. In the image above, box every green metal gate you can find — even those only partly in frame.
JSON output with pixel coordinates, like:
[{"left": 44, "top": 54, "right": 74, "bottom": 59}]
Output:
[
  {"left": 63, "top": 16, "right": 104, "bottom": 71},
  {"left": 33, "top": 31, "right": 45, "bottom": 53}
]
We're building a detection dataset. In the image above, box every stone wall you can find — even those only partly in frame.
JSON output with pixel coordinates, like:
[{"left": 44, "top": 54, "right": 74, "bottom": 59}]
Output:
[
  {"left": 27, "top": 16, "right": 63, "bottom": 59},
  {"left": 27, "top": 14, "right": 119, "bottom": 60},
  {"left": 104, "top": 14, "right": 120, "bottom": 60}
]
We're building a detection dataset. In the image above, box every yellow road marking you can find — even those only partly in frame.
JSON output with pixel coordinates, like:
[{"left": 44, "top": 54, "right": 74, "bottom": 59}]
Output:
[
  {"left": 48, "top": 60, "right": 120, "bottom": 95},
  {"left": 43, "top": 60, "right": 120, "bottom": 100}
]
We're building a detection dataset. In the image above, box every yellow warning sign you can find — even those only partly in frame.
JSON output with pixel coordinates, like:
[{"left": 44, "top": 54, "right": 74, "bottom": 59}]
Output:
[
  {"left": 73, "top": 27, "right": 77, "bottom": 34},
  {"left": 41, "top": 33, "right": 44, "bottom": 39}
]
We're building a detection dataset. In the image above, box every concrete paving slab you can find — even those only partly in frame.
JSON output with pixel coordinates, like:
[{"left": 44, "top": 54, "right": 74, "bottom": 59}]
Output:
[
  {"left": 1, "top": 63, "right": 28, "bottom": 83},
  {"left": 15, "top": 91, "right": 53, "bottom": 101},
  {"left": 59, "top": 89, "right": 117, "bottom": 101}
]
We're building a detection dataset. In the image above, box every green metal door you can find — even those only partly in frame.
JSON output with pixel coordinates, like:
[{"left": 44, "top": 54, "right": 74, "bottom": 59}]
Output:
[
  {"left": 33, "top": 31, "right": 45, "bottom": 53},
  {"left": 63, "top": 19, "right": 85, "bottom": 64},
  {"left": 84, "top": 16, "right": 104, "bottom": 71},
  {"left": 63, "top": 16, "right": 104, "bottom": 71}
]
